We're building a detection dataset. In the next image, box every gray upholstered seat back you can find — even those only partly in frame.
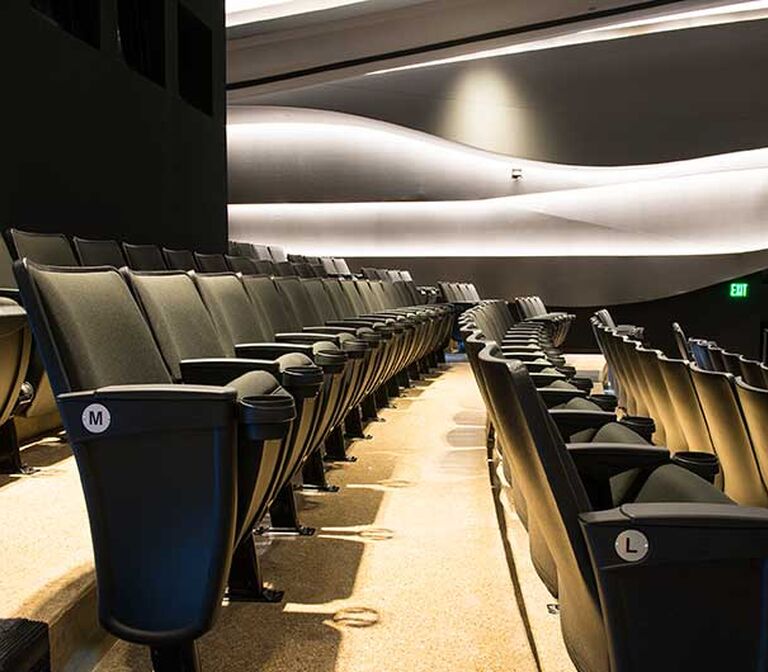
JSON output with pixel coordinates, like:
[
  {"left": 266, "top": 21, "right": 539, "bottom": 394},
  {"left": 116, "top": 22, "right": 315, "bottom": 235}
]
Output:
[
  {"left": 125, "top": 271, "right": 233, "bottom": 379},
  {"left": 26, "top": 265, "right": 170, "bottom": 392},
  {"left": 241, "top": 276, "right": 300, "bottom": 337},
  {"left": 73, "top": 237, "right": 126, "bottom": 267},
  {"left": 193, "top": 273, "right": 270, "bottom": 346},
  {"left": 9, "top": 229, "right": 78, "bottom": 266},
  {"left": 122, "top": 243, "right": 167, "bottom": 271},
  {"left": 162, "top": 248, "right": 196, "bottom": 271}
]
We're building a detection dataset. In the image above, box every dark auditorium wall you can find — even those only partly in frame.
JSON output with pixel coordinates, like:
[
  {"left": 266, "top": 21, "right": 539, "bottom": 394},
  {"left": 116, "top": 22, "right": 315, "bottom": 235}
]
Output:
[{"left": 0, "top": 0, "right": 227, "bottom": 252}]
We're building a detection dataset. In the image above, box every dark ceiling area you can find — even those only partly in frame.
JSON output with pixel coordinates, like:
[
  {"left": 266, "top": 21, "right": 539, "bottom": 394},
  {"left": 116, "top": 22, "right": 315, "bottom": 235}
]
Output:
[{"left": 237, "top": 18, "right": 768, "bottom": 165}]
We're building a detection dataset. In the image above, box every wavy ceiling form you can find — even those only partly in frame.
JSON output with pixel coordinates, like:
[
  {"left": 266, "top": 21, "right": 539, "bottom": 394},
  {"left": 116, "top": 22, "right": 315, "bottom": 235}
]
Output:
[{"left": 228, "top": 106, "right": 768, "bottom": 258}]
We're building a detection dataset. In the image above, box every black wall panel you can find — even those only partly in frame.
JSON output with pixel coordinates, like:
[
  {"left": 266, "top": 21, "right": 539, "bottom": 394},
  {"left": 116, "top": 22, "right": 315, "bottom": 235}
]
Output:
[{"left": 0, "top": 0, "right": 226, "bottom": 252}]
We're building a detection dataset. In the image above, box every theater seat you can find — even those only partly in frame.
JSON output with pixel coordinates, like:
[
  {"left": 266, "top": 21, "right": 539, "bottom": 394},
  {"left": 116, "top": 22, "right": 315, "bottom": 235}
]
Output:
[
  {"left": 73, "top": 237, "right": 127, "bottom": 267},
  {"left": 194, "top": 252, "right": 229, "bottom": 273},
  {"left": 689, "top": 364, "right": 768, "bottom": 506},
  {"left": 14, "top": 260, "right": 296, "bottom": 670},
  {"left": 162, "top": 248, "right": 197, "bottom": 271},
  {"left": 6, "top": 229, "right": 79, "bottom": 266},
  {"left": 225, "top": 255, "right": 260, "bottom": 275},
  {"left": 123, "top": 268, "right": 326, "bottom": 539},
  {"left": 478, "top": 344, "right": 768, "bottom": 672},
  {"left": 122, "top": 243, "right": 167, "bottom": 271}
]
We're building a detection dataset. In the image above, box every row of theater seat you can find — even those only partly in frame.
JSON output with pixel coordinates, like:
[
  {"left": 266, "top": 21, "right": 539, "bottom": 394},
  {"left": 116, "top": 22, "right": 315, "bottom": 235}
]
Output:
[
  {"left": 460, "top": 298, "right": 768, "bottom": 672},
  {"left": 676, "top": 323, "right": 768, "bottom": 387},
  {"left": 594, "top": 317, "right": 768, "bottom": 506},
  {"left": 6, "top": 227, "right": 453, "bottom": 671},
  {"left": 438, "top": 281, "right": 481, "bottom": 304}
]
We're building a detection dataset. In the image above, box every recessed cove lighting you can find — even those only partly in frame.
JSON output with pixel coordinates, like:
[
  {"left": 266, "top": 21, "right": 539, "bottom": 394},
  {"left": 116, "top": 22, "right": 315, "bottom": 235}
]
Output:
[
  {"left": 226, "top": 0, "right": 370, "bottom": 26},
  {"left": 367, "top": 1, "right": 768, "bottom": 75}
]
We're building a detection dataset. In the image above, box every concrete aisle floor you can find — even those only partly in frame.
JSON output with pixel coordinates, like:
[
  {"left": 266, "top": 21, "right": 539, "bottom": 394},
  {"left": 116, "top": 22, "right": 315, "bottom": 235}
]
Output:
[{"left": 97, "top": 362, "right": 539, "bottom": 672}]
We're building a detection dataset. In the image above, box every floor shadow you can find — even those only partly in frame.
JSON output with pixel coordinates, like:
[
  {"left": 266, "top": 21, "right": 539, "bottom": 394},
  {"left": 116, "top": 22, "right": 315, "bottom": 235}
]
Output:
[
  {"left": 452, "top": 410, "right": 486, "bottom": 426},
  {"left": 446, "top": 426, "right": 486, "bottom": 448},
  {"left": 21, "top": 439, "right": 72, "bottom": 469}
]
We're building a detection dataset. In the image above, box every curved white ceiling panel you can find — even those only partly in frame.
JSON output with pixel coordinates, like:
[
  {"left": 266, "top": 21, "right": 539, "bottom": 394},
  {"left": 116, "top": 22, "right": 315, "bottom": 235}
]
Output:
[
  {"left": 228, "top": 107, "right": 768, "bottom": 257},
  {"left": 228, "top": 106, "right": 768, "bottom": 201}
]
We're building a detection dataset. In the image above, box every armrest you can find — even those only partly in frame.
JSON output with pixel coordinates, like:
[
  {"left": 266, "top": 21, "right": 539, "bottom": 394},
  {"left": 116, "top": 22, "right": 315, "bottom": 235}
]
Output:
[
  {"left": 535, "top": 385, "right": 580, "bottom": 407},
  {"left": 180, "top": 357, "right": 281, "bottom": 386},
  {"left": 235, "top": 342, "right": 313, "bottom": 360},
  {"left": 528, "top": 372, "right": 565, "bottom": 388},
  {"left": 578, "top": 502, "right": 768, "bottom": 670},
  {"left": 549, "top": 409, "right": 617, "bottom": 436},
  {"left": 567, "top": 443, "right": 670, "bottom": 480},
  {"left": 57, "top": 383, "right": 237, "bottom": 443},
  {"left": 275, "top": 331, "right": 343, "bottom": 347}
]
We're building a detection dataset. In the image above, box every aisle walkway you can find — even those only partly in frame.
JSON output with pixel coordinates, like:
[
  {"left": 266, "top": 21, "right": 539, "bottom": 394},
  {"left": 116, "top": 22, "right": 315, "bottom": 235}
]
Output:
[{"left": 98, "top": 362, "right": 539, "bottom": 672}]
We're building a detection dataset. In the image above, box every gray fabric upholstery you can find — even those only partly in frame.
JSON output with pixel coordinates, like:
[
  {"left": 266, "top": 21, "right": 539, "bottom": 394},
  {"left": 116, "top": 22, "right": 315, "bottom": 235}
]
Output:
[
  {"left": 73, "top": 238, "right": 126, "bottom": 267},
  {"left": 593, "top": 422, "right": 647, "bottom": 444},
  {"left": 11, "top": 230, "right": 78, "bottom": 266},
  {"left": 227, "top": 369, "right": 282, "bottom": 400},
  {"left": 127, "top": 272, "right": 233, "bottom": 379},
  {"left": 194, "top": 274, "right": 272, "bottom": 345},
  {"left": 31, "top": 267, "right": 170, "bottom": 390},
  {"left": 241, "top": 276, "right": 299, "bottom": 336},
  {"left": 123, "top": 244, "right": 167, "bottom": 271},
  {"left": 635, "top": 464, "right": 734, "bottom": 504},
  {"left": 561, "top": 396, "right": 603, "bottom": 411}
]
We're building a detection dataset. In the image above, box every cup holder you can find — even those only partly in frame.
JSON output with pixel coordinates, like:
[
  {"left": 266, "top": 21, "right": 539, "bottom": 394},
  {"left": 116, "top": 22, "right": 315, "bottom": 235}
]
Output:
[
  {"left": 281, "top": 365, "right": 325, "bottom": 399},
  {"left": 589, "top": 393, "right": 618, "bottom": 412},
  {"left": 618, "top": 415, "right": 656, "bottom": 442},
  {"left": 671, "top": 451, "right": 720, "bottom": 484},
  {"left": 239, "top": 394, "right": 296, "bottom": 441}
]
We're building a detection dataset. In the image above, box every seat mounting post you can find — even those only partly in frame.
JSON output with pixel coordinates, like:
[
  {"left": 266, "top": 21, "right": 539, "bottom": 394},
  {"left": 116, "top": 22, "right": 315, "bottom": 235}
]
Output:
[{"left": 150, "top": 641, "right": 201, "bottom": 672}]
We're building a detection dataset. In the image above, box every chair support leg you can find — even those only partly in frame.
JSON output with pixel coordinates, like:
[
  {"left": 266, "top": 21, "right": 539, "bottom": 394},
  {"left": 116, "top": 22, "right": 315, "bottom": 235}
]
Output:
[
  {"left": 325, "top": 424, "right": 360, "bottom": 461},
  {"left": 361, "top": 395, "right": 379, "bottom": 421},
  {"left": 301, "top": 450, "right": 340, "bottom": 490},
  {"left": 386, "top": 376, "right": 400, "bottom": 398},
  {"left": 226, "top": 536, "right": 284, "bottom": 604},
  {"left": 343, "top": 408, "right": 370, "bottom": 440},
  {"left": 263, "top": 483, "right": 315, "bottom": 537},
  {"left": 150, "top": 641, "right": 201, "bottom": 672},
  {"left": 0, "top": 421, "right": 33, "bottom": 475}
]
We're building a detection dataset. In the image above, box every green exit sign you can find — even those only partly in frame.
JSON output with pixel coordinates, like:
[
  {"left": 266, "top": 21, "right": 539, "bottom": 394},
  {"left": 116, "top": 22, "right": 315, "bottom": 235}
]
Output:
[{"left": 729, "top": 282, "right": 749, "bottom": 299}]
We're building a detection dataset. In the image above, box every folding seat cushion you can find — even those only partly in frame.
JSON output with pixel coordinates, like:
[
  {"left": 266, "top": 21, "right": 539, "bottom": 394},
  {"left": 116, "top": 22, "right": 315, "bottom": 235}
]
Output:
[
  {"left": 6, "top": 229, "right": 78, "bottom": 266},
  {"left": 225, "top": 255, "right": 260, "bottom": 275},
  {"left": 162, "top": 248, "right": 197, "bottom": 271},
  {"left": 122, "top": 243, "right": 167, "bottom": 271},
  {"left": 478, "top": 345, "right": 768, "bottom": 672},
  {"left": 689, "top": 364, "right": 768, "bottom": 506},
  {"left": 15, "top": 261, "right": 296, "bottom": 665},
  {"left": 194, "top": 252, "right": 229, "bottom": 273},
  {"left": 73, "top": 237, "right": 127, "bottom": 267}
]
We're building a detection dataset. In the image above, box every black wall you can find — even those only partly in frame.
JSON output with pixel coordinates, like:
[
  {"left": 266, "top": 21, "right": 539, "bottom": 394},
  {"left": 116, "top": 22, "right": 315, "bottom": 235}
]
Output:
[{"left": 1, "top": 0, "right": 227, "bottom": 251}]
